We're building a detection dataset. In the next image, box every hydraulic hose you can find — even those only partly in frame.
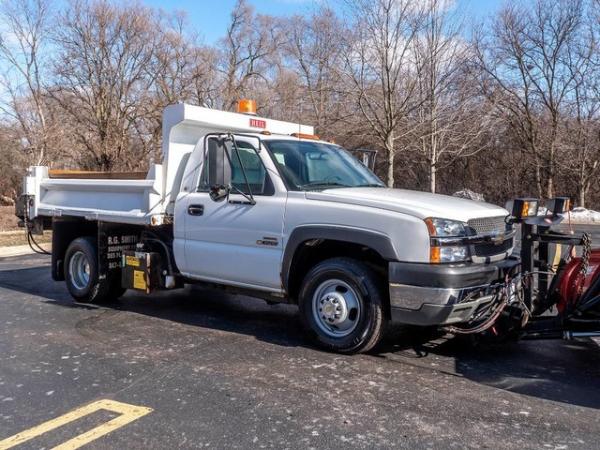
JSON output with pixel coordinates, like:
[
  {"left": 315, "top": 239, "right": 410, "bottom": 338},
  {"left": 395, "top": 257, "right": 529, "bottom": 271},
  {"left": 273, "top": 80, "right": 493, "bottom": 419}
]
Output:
[
  {"left": 444, "top": 275, "right": 528, "bottom": 335},
  {"left": 23, "top": 206, "right": 51, "bottom": 256},
  {"left": 27, "top": 230, "right": 51, "bottom": 255}
]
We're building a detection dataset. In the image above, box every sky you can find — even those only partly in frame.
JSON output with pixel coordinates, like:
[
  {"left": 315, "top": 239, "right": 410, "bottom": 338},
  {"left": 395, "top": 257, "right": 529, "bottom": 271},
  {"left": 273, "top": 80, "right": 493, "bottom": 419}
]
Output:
[{"left": 141, "top": 0, "right": 504, "bottom": 44}]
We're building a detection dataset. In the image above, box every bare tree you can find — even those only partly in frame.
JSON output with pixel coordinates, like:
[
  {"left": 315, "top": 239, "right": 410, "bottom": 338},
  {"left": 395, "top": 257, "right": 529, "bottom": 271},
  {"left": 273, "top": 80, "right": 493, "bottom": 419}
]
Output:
[
  {"left": 189, "top": 47, "right": 221, "bottom": 108},
  {"left": 0, "top": 122, "right": 26, "bottom": 199},
  {"left": 0, "top": 0, "right": 52, "bottom": 164},
  {"left": 474, "top": 0, "right": 584, "bottom": 199},
  {"left": 342, "top": 0, "right": 425, "bottom": 187},
  {"left": 410, "top": 0, "right": 495, "bottom": 193},
  {"left": 152, "top": 12, "right": 196, "bottom": 106},
  {"left": 284, "top": 7, "right": 345, "bottom": 134},
  {"left": 139, "top": 12, "right": 220, "bottom": 159},
  {"left": 148, "top": 12, "right": 219, "bottom": 109},
  {"left": 0, "top": 0, "right": 600, "bottom": 211},
  {"left": 50, "top": 0, "right": 160, "bottom": 170},
  {"left": 564, "top": 0, "right": 600, "bottom": 207},
  {"left": 218, "top": 0, "right": 282, "bottom": 112}
]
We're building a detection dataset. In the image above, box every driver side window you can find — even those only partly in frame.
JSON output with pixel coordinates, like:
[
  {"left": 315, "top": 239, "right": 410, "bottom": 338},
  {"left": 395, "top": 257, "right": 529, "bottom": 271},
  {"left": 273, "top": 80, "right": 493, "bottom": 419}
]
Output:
[{"left": 198, "top": 138, "right": 274, "bottom": 196}]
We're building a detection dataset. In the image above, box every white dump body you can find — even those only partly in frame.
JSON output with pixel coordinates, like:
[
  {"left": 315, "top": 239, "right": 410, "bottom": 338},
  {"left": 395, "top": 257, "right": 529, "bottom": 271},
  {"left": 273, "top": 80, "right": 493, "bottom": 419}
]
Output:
[
  {"left": 23, "top": 164, "right": 166, "bottom": 225},
  {"left": 22, "top": 103, "right": 313, "bottom": 225}
]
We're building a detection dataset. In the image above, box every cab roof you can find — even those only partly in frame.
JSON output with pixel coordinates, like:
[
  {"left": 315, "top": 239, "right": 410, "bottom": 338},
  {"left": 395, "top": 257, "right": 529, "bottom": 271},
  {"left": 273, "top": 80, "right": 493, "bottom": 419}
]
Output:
[{"left": 241, "top": 132, "right": 334, "bottom": 146}]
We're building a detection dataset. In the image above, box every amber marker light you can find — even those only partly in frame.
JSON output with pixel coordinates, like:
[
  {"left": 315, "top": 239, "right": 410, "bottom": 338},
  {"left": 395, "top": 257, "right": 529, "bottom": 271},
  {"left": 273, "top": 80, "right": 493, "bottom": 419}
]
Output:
[
  {"left": 424, "top": 217, "right": 437, "bottom": 236},
  {"left": 291, "top": 132, "right": 320, "bottom": 140},
  {"left": 237, "top": 99, "right": 257, "bottom": 115},
  {"left": 430, "top": 246, "right": 441, "bottom": 264}
]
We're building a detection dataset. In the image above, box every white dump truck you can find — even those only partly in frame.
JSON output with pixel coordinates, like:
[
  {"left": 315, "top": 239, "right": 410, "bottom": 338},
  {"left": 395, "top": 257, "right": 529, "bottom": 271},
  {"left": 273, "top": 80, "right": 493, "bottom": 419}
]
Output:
[{"left": 17, "top": 101, "right": 518, "bottom": 353}]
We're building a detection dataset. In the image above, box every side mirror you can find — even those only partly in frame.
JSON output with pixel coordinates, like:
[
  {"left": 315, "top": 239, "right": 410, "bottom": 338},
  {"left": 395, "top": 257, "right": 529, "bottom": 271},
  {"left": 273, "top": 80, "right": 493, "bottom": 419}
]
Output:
[{"left": 209, "top": 184, "right": 230, "bottom": 202}]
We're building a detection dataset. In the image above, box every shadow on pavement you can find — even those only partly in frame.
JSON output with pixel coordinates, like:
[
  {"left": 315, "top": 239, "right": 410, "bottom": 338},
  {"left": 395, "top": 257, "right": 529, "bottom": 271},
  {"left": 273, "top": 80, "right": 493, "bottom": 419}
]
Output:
[
  {"left": 0, "top": 262, "right": 307, "bottom": 349},
  {"left": 2, "top": 258, "right": 600, "bottom": 410},
  {"left": 379, "top": 330, "right": 600, "bottom": 410}
]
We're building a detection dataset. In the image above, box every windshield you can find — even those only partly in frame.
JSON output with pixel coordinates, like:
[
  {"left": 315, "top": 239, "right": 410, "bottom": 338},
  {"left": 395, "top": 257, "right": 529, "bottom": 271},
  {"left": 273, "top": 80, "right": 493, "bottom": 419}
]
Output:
[{"left": 264, "top": 140, "right": 384, "bottom": 191}]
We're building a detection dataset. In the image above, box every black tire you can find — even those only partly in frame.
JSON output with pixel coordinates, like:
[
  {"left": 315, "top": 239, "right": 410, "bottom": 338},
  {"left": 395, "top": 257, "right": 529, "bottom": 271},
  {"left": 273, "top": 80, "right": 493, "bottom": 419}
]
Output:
[
  {"left": 64, "top": 237, "right": 122, "bottom": 304},
  {"left": 298, "top": 257, "right": 387, "bottom": 354}
]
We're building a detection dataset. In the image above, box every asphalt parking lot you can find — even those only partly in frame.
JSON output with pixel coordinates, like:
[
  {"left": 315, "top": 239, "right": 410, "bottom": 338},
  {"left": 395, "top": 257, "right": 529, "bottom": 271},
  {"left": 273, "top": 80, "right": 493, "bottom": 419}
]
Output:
[{"left": 1, "top": 241, "right": 600, "bottom": 448}]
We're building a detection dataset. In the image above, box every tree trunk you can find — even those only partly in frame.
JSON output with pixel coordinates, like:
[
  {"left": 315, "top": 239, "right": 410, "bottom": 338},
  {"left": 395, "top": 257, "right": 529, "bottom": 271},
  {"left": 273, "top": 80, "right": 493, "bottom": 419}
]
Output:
[
  {"left": 546, "top": 125, "right": 557, "bottom": 199},
  {"left": 578, "top": 177, "right": 591, "bottom": 208},
  {"left": 430, "top": 115, "right": 437, "bottom": 193},
  {"left": 546, "top": 161, "right": 555, "bottom": 199},
  {"left": 386, "top": 132, "right": 395, "bottom": 188},
  {"left": 535, "top": 162, "right": 543, "bottom": 199}
]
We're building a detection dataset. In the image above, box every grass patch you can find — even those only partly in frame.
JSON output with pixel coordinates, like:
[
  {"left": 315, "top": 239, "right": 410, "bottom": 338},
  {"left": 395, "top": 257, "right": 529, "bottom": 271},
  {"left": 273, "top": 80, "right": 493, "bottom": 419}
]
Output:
[
  {"left": 0, "top": 230, "right": 52, "bottom": 248},
  {"left": 0, "top": 206, "right": 18, "bottom": 232}
]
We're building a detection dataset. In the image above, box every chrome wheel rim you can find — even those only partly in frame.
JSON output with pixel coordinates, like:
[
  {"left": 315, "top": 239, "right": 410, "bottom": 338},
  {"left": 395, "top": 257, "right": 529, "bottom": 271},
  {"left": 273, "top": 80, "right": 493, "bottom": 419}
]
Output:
[
  {"left": 69, "top": 251, "right": 91, "bottom": 290},
  {"left": 312, "top": 279, "right": 361, "bottom": 338}
]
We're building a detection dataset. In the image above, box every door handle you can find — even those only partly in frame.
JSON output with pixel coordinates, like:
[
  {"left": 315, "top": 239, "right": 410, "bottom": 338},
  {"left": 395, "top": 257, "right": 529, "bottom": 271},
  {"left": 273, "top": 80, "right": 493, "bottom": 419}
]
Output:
[{"left": 187, "top": 204, "right": 204, "bottom": 216}]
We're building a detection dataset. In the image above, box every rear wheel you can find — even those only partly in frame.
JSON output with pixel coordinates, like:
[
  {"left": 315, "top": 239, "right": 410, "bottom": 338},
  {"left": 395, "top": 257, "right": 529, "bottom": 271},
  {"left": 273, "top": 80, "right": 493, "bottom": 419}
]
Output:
[
  {"left": 299, "top": 257, "right": 387, "bottom": 354},
  {"left": 64, "top": 237, "right": 123, "bottom": 304}
]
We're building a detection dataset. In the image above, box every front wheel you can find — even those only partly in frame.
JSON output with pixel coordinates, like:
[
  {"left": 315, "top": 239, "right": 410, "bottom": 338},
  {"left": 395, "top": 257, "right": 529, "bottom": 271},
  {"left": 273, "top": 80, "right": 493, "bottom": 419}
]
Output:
[{"left": 298, "top": 257, "right": 387, "bottom": 354}]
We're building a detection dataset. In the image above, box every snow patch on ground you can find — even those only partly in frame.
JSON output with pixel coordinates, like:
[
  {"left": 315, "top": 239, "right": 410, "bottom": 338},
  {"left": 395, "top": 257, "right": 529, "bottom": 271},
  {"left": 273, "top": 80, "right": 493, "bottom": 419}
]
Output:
[
  {"left": 567, "top": 207, "right": 600, "bottom": 224},
  {"left": 540, "top": 206, "right": 600, "bottom": 224}
]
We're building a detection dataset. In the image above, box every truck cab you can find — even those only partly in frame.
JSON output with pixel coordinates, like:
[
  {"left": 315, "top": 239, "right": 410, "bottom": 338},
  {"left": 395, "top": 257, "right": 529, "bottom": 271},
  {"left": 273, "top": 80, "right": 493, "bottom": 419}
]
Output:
[{"left": 18, "top": 102, "right": 518, "bottom": 353}]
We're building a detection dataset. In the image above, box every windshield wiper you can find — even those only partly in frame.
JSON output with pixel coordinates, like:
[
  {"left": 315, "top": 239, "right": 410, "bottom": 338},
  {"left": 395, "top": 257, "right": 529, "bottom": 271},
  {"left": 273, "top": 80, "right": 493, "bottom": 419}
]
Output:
[
  {"left": 354, "top": 183, "right": 385, "bottom": 188},
  {"left": 300, "top": 181, "right": 350, "bottom": 190}
]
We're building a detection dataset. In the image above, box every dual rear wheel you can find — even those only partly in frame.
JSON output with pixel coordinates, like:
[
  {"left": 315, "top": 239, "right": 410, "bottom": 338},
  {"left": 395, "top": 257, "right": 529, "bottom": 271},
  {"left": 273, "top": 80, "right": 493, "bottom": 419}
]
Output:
[{"left": 64, "top": 237, "right": 125, "bottom": 304}]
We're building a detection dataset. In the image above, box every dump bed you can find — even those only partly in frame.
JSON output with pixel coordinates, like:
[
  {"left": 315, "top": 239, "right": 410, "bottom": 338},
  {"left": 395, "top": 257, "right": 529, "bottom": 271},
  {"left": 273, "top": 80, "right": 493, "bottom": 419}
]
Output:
[{"left": 22, "top": 164, "right": 166, "bottom": 225}]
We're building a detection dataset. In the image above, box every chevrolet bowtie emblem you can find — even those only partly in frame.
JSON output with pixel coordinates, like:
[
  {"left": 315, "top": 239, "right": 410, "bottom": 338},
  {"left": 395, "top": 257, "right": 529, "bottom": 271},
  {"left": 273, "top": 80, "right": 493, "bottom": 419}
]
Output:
[{"left": 491, "top": 233, "right": 505, "bottom": 245}]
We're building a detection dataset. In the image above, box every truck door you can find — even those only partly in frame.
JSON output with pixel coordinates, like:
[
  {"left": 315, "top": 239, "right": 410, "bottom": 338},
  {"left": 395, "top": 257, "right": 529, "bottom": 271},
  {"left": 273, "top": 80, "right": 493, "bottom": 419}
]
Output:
[{"left": 181, "top": 136, "right": 286, "bottom": 291}]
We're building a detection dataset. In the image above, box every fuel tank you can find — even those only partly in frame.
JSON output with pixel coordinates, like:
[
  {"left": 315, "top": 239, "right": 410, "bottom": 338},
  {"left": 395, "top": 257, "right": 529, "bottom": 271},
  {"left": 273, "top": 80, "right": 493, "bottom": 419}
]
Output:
[{"left": 556, "top": 249, "right": 600, "bottom": 313}]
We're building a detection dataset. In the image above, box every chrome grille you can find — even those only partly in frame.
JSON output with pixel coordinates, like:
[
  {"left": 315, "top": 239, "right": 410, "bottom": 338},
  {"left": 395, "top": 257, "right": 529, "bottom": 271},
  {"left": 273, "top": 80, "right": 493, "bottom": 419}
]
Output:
[
  {"left": 468, "top": 216, "right": 507, "bottom": 236},
  {"left": 473, "top": 238, "right": 513, "bottom": 257}
]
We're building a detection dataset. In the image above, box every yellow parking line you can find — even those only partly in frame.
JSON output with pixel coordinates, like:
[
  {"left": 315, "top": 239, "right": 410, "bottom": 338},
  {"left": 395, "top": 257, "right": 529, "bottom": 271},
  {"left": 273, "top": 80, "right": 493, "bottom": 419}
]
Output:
[{"left": 0, "top": 399, "right": 152, "bottom": 450}]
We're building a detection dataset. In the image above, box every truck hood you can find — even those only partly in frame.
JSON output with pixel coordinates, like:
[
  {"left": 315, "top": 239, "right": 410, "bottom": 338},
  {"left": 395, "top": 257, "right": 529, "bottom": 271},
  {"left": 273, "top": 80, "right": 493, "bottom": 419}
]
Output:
[{"left": 305, "top": 188, "right": 508, "bottom": 222}]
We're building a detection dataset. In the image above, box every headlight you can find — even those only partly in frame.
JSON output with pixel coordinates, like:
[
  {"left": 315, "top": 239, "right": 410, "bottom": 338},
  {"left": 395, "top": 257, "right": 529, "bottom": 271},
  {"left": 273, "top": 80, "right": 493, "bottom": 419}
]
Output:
[
  {"left": 425, "top": 218, "right": 468, "bottom": 237},
  {"left": 425, "top": 218, "right": 470, "bottom": 263}
]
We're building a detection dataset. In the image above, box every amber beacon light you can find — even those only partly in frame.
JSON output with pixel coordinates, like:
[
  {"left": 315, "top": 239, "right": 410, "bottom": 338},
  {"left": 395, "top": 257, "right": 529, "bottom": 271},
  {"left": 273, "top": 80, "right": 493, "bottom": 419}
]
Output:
[{"left": 237, "top": 99, "right": 257, "bottom": 115}]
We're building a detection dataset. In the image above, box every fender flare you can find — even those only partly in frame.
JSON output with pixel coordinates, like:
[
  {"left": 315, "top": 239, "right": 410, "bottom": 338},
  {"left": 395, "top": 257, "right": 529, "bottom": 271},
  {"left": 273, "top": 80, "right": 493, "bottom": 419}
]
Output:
[{"left": 281, "top": 225, "right": 398, "bottom": 292}]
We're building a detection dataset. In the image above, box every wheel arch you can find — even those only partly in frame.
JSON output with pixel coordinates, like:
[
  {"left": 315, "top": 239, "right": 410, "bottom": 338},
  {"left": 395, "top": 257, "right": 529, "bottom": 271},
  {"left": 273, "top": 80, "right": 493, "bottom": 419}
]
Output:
[
  {"left": 51, "top": 217, "right": 98, "bottom": 281},
  {"left": 282, "top": 225, "right": 397, "bottom": 302}
]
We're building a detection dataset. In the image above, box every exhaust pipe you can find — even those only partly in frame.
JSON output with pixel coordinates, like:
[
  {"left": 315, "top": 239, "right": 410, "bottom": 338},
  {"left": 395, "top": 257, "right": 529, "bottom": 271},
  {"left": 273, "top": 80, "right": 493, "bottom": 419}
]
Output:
[{"left": 563, "top": 331, "right": 600, "bottom": 340}]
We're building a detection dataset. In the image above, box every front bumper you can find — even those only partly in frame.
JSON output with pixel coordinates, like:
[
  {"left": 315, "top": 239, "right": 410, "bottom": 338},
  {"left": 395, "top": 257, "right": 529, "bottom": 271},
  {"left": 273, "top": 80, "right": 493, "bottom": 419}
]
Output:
[{"left": 389, "top": 258, "right": 520, "bottom": 326}]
